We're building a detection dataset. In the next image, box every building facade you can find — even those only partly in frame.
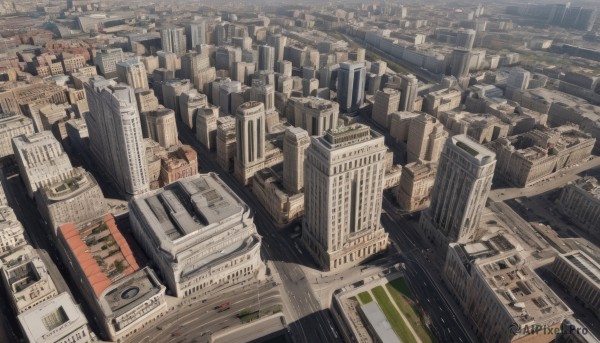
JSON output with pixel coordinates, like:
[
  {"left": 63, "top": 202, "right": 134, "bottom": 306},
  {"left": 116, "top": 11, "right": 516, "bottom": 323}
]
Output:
[
  {"left": 396, "top": 161, "right": 437, "bottom": 212},
  {"left": 116, "top": 58, "right": 149, "bottom": 90},
  {"left": 196, "top": 106, "right": 219, "bottom": 150},
  {"left": 85, "top": 77, "right": 149, "bottom": 197},
  {"left": 337, "top": 62, "right": 367, "bottom": 113},
  {"left": 302, "top": 124, "right": 389, "bottom": 271},
  {"left": 283, "top": 127, "right": 311, "bottom": 193},
  {"left": 285, "top": 97, "right": 340, "bottom": 136},
  {"left": 234, "top": 102, "right": 266, "bottom": 185},
  {"left": 144, "top": 107, "right": 178, "bottom": 148},
  {"left": 0, "top": 111, "right": 34, "bottom": 159},
  {"left": 558, "top": 176, "right": 600, "bottom": 235},
  {"left": 0, "top": 206, "right": 26, "bottom": 256},
  {"left": 420, "top": 135, "right": 496, "bottom": 249},
  {"left": 372, "top": 88, "right": 400, "bottom": 129}
]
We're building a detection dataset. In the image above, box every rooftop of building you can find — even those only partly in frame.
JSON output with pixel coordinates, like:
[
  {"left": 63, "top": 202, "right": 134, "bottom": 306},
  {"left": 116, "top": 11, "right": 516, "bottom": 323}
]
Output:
[
  {"left": 403, "top": 161, "right": 438, "bottom": 178},
  {"left": 0, "top": 245, "right": 56, "bottom": 298},
  {"left": 556, "top": 250, "right": 600, "bottom": 288},
  {"left": 452, "top": 233, "right": 572, "bottom": 326},
  {"left": 450, "top": 134, "right": 496, "bottom": 162},
  {"left": 13, "top": 130, "right": 60, "bottom": 146},
  {"left": 0, "top": 112, "right": 33, "bottom": 130},
  {"left": 17, "top": 292, "right": 88, "bottom": 343},
  {"left": 40, "top": 167, "right": 100, "bottom": 202},
  {"left": 321, "top": 123, "right": 382, "bottom": 149},
  {"left": 360, "top": 302, "right": 402, "bottom": 343},
  {"left": 0, "top": 206, "right": 22, "bottom": 230},
  {"left": 58, "top": 214, "right": 139, "bottom": 297},
  {"left": 132, "top": 173, "right": 245, "bottom": 241}
]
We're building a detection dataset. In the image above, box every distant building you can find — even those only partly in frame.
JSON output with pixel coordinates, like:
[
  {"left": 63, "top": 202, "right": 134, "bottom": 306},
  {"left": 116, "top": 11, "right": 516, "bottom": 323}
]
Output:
[
  {"left": 12, "top": 131, "right": 75, "bottom": 198},
  {"left": 422, "top": 88, "right": 461, "bottom": 116},
  {"left": 285, "top": 97, "right": 340, "bottom": 135},
  {"left": 179, "top": 89, "right": 207, "bottom": 130},
  {"left": 372, "top": 88, "right": 400, "bottom": 129},
  {"left": 18, "top": 292, "right": 92, "bottom": 343},
  {"left": 216, "top": 115, "right": 237, "bottom": 172},
  {"left": 0, "top": 206, "right": 26, "bottom": 256},
  {"left": 94, "top": 48, "right": 124, "bottom": 78},
  {"left": 196, "top": 106, "right": 219, "bottom": 150},
  {"left": 337, "top": 62, "right": 367, "bottom": 113},
  {"left": 558, "top": 177, "right": 600, "bottom": 234},
  {"left": 396, "top": 161, "right": 437, "bottom": 212},
  {"left": 420, "top": 135, "right": 496, "bottom": 249},
  {"left": 57, "top": 216, "right": 167, "bottom": 342},
  {"left": 0, "top": 245, "right": 59, "bottom": 314},
  {"left": 444, "top": 234, "right": 572, "bottom": 343},
  {"left": 143, "top": 107, "right": 178, "bottom": 148},
  {"left": 160, "top": 27, "right": 186, "bottom": 57},
  {"left": 550, "top": 251, "right": 600, "bottom": 319},
  {"left": 488, "top": 126, "right": 595, "bottom": 187},
  {"left": 35, "top": 167, "right": 108, "bottom": 234},
  {"left": 258, "top": 45, "right": 275, "bottom": 72},
  {"left": 129, "top": 173, "right": 264, "bottom": 298},
  {"left": 116, "top": 58, "right": 149, "bottom": 90},
  {"left": 302, "top": 124, "right": 389, "bottom": 271},
  {"left": 406, "top": 113, "right": 447, "bottom": 163},
  {"left": 0, "top": 111, "right": 34, "bottom": 159}
]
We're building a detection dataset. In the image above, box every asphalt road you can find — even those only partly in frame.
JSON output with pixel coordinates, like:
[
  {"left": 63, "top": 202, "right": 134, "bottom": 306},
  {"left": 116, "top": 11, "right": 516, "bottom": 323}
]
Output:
[{"left": 177, "top": 122, "right": 340, "bottom": 343}]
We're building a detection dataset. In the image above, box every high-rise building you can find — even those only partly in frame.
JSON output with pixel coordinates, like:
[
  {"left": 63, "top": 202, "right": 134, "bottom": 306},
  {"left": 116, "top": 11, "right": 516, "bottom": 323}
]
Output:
[
  {"left": 234, "top": 102, "right": 266, "bottom": 185},
  {"left": 162, "top": 79, "right": 192, "bottom": 120},
  {"left": 396, "top": 161, "right": 437, "bottom": 212},
  {"left": 160, "top": 27, "right": 187, "bottom": 57},
  {"left": 419, "top": 135, "right": 496, "bottom": 248},
  {"left": 285, "top": 97, "right": 340, "bottom": 135},
  {"left": 84, "top": 77, "right": 148, "bottom": 197},
  {"left": 258, "top": 45, "right": 275, "bottom": 72},
  {"left": 95, "top": 48, "right": 124, "bottom": 78},
  {"left": 283, "top": 127, "right": 310, "bottom": 194},
  {"left": 179, "top": 89, "right": 207, "bottom": 130},
  {"left": 196, "top": 67, "right": 216, "bottom": 94},
  {"left": 215, "top": 46, "right": 242, "bottom": 72},
  {"left": 456, "top": 29, "right": 476, "bottom": 50},
  {"left": 12, "top": 131, "right": 75, "bottom": 198},
  {"left": 450, "top": 49, "right": 471, "bottom": 79},
  {"left": 0, "top": 112, "right": 34, "bottom": 159},
  {"left": 181, "top": 52, "right": 210, "bottom": 81},
  {"left": 337, "top": 62, "right": 367, "bottom": 113},
  {"left": 145, "top": 107, "right": 178, "bottom": 148},
  {"left": 135, "top": 89, "right": 159, "bottom": 114},
  {"left": 185, "top": 21, "right": 206, "bottom": 50},
  {"left": 302, "top": 124, "right": 389, "bottom": 271},
  {"left": 250, "top": 80, "right": 275, "bottom": 112},
  {"left": 372, "top": 88, "right": 400, "bottom": 129},
  {"left": 268, "top": 34, "right": 287, "bottom": 62},
  {"left": 116, "top": 57, "right": 149, "bottom": 90},
  {"left": 216, "top": 116, "right": 237, "bottom": 172},
  {"left": 219, "top": 79, "right": 242, "bottom": 116},
  {"left": 129, "top": 173, "right": 263, "bottom": 298},
  {"left": 406, "top": 113, "right": 447, "bottom": 163},
  {"left": 157, "top": 51, "right": 178, "bottom": 74},
  {"left": 231, "top": 61, "right": 255, "bottom": 85},
  {"left": 196, "top": 105, "right": 219, "bottom": 150}
]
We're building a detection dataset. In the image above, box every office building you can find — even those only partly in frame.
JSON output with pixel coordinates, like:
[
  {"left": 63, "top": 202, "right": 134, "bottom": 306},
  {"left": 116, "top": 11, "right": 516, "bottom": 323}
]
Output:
[
  {"left": 268, "top": 34, "right": 287, "bottom": 62},
  {"left": 0, "top": 245, "right": 59, "bottom": 314},
  {"left": 84, "top": 77, "right": 148, "bottom": 197},
  {"left": 61, "top": 54, "right": 87, "bottom": 74},
  {"left": 234, "top": 102, "right": 266, "bottom": 185},
  {"left": 36, "top": 167, "right": 108, "bottom": 234},
  {"left": 185, "top": 21, "right": 206, "bottom": 49},
  {"left": 283, "top": 127, "right": 310, "bottom": 194},
  {"left": 157, "top": 51, "right": 178, "bottom": 74},
  {"left": 144, "top": 107, "right": 178, "bottom": 148},
  {"left": 285, "top": 97, "right": 340, "bottom": 135},
  {"left": 94, "top": 48, "right": 124, "bottom": 78},
  {"left": 0, "top": 206, "right": 26, "bottom": 256},
  {"left": 12, "top": 131, "right": 75, "bottom": 198},
  {"left": 559, "top": 177, "right": 600, "bottom": 234},
  {"left": 18, "top": 292, "right": 92, "bottom": 343},
  {"left": 57, "top": 216, "right": 167, "bottom": 342},
  {"left": 406, "top": 113, "right": 447, "bottom": 163},
  {"left": 372, "top": 88, "right": 400, "bottom": 129},
  {"left": 215, "top": 46, "right": 242, "bottom": 72},
  {"left": 0, "top": 112, "right": 34, "bottom": 159},
  {"left": 550, "top": 251, "right": 600, "bottom": 319},
  {"left": 162, "top": 79, "right": 192, "bottom": 120},
  {"left": 302, "top": 124, "right": 389, "bottom": 271},
  {"left": 450, "top": 49, "right": 471, "bottom": 79},
  {"left": 181, "top": 52, "right": 209, "bottom": 81},
  {"left": 135, "top": 89, "right": 159, "bottom": 114},
  {"left": 196, "top": 105, "right": 219, "bottom": 150},
  {"left": 420, "top": 135, "right": 495, "bottom": 248},
  {"left": 160, "top": 27, "right": 186, "bottom": 57},
  {"left": 396, "top": 161, "right": 437, "bottom": 212},
  {"left": 216, "top": 116, "right": 237, "bottom": 172},
  {"left": 129, "top": 173, "right": 263, "bottom": 298},
  {"left": 398, "top": 74, "right": 418, "bottom": 112},
  {"left": 258, "top": 45, "right": 275, "bottom": 72},
  {"left": 116, "top": 58, "right": 149, "bottom": 90},
  {"left": 444, "top": 234, "right": 572, "bottom": 343},
  {"left": 38, "top": 104, "right": 67, "bottom": 132},
  {"left": 219, "top": 79, "right": 242, "bottom": 116},
  {"left": 456, "top": 29, "right": 476, "bottom": 50},
  {"left": 337, "top": 62, "right": 367, "bottom": 113},
  {"left": 179, "top": 89, "right": 207, "bottom": 130},
  {"left": 252, "top": 167, "right": 305, "bottom": 225}
]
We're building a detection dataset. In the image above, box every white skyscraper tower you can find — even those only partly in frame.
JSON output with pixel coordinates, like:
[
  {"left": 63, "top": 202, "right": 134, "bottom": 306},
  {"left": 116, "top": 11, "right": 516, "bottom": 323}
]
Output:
[
  {"left": 84, "top": 76, "right": 149, "bottom": 197},
  {"left": 302, "top": 124, "right": 389, "bottom": 271},
  {"left": 420, "top": 134, "right": 496, "bottom": 249},
  {"left": 116, "top": 58, "right": 149, "bottom": 90},
  {"left": 234, "top": 102, "right": 266, "bottom": 185}
]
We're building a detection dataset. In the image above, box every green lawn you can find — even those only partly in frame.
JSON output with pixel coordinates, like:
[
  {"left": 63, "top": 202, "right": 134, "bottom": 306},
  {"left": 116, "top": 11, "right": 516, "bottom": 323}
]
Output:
[
  {"left": 357, "top": 291, "right": 373, "bottom": 304},
  {"left": 371, "top": 286, "right": 417, "bottom": 343},
  {"left": 387, "top": 279, "right": 436, "bottom": 343}
]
